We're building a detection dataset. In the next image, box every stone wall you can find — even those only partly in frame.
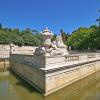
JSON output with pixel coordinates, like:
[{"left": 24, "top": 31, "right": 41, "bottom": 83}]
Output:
[
  {"left": 0, "top": 44, "right": 37, "bottom": 72},
  {"left": 11, "top": 61, "right": 45, "bottom": 93},
  {"left": 45, "top": 61, "right": 100, "bottom": 95},
  {"left": 10, "top": 53, "right": 100, "bottom": 95},
  {"left": 0, "top": 45, "right": 37, "bottom": 58},
  {"left": 11, "top": 45, "right": 37, "bottom": 55},
  {"left": 0, "top": 45, "right": 10, "bottom": 58}
]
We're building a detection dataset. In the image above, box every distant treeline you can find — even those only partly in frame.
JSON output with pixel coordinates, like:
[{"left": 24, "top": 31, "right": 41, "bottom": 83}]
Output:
[
  {"left": 67, "top": 25, "right": 100, "bottom": 50},
  {"left": 0, "top": 24, "right": 43, "bottom": 46},
  {"left": 0, "top": 24, "right": 100, "bottom": 50}
]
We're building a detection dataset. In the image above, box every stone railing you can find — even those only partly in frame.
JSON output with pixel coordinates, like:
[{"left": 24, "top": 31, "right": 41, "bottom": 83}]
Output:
[
  {"left": 10, "top": 53, "right": 100, "bottom": 69},
  {"left": 0, "top": 44, "right": 37, "bottom": 56},
  {"left": 65, "top": 53, "right": 100, "bottom": 63},
  {"left": 87, "top": 53, "right": 95, "bottom": 58},
  {"left": 12, "top": 46, "right": 37, "bottom": 55},
  {"left": 65, "top": 55, "right": 79, "bottom": 62}
]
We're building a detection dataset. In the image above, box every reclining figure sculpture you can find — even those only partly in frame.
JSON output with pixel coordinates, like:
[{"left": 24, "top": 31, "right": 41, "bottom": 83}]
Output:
[{"left": 34, "top": 28, "right": 69, "bottom": 56}]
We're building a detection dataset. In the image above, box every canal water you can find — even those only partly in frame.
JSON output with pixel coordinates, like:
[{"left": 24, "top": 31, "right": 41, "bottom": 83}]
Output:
[{"left": 0, "top": 71, "right": 100, "bottom": 100}]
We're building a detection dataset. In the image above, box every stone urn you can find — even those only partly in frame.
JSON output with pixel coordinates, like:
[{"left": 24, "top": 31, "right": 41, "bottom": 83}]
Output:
[{"left": 41, "top": 27, "right": 53, "bottom": 49}]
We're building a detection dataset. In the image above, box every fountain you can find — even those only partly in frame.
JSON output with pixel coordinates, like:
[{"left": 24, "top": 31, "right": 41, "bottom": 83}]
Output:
[
  {"left": 10, "top": 27, "right": 100, "bottom": 96},
  {"left": 34, "top": 27, "right": 69, "bottom": 68}
]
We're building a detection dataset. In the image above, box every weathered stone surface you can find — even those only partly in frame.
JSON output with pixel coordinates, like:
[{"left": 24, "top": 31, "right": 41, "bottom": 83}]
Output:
[{"left": 10, "top": 53, "right": 100, "bottom": 96}]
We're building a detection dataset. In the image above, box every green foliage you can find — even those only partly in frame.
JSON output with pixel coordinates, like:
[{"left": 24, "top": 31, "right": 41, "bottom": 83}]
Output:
[
  {"left": 67, "top": 25, "right": 100, "bottom": 50},
  {"left": 0, "top": 23, "right": 99, "bottom": 50},
  {"left": 60, "top": 29, "right": 68, "bottom": 43},
  {"left": 51, "top": 34, "right": 57, "bottom": 42},
  {"left": 0, "top": 26, "right": 42, "bottom": 46},
  {"left": 60, "top": 29, "right": 71, "bottom": 46}
]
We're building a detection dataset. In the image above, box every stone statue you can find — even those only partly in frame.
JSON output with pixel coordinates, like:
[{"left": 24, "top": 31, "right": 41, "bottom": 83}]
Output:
[
  {"left": 56, "top": 35, "right": 67, "bottom": 48},
  {"left": 50, "top": 41, "right": 63, "bottom": 56},
  {"left": 34, "top": 28, "right": 69, "bottom": 56}
]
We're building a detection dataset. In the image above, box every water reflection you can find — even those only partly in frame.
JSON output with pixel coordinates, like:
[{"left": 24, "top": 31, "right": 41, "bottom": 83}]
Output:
[{"left": 0, "top": 71, "right": 100, "bottom": 100}]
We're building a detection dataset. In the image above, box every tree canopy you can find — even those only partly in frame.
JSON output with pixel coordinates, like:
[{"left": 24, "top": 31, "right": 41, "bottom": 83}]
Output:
[
  {"left": 0, "top": 23, "right": 99, "bottom": 50},
  {"left": 0, "top": 26, "right": 43, "bottom": 46},
  {"left": 67, "top": 25, "right": 100, "bottom": 50}
]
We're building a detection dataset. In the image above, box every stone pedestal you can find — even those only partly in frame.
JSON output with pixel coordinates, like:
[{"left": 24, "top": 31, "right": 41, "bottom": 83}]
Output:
[
  {"left": 33, "top": 54, "right": 66, "bottom": 68},
  {"left": 34, "top": 27, "right": 69, "bottom": 69}
]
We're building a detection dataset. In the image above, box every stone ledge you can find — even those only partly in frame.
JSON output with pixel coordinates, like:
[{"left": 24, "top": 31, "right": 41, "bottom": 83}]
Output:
[{"left": 43, "top": 59, "right": 100, "bottom": 74}]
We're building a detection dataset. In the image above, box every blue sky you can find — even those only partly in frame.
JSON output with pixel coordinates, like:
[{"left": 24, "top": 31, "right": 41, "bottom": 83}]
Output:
[{"left": 0, "top": 0, "right": 100, "bottom": 34}]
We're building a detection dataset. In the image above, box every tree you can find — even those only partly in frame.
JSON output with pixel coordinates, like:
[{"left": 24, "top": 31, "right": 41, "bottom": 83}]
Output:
[
  {"left": 51, "top": 34, "right": 57, "bottom": 42},
  {"left": 32, "top": 29, "right": 38, "bottom": 34},
  {"left": 0, "top": 23, "right": 2, "bottom": 28},
  {"left": 67, "top": 27, "right": 95, "bottom": 50},
  {"left": 60, "top": 29, "right": 68, "bottom": 44}
]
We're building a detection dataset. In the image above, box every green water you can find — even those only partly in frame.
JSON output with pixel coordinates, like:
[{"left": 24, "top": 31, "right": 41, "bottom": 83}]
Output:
[{"left": 0, "top": 71, "right": 100, "bottom": 100}]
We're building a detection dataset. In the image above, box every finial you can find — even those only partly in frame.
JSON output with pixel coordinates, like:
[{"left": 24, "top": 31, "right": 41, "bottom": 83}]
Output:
[{"left": 45, "top": 26, "right": 48, "bottom": 30}]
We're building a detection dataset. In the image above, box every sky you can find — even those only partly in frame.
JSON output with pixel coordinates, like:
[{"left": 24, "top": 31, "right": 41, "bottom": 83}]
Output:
[{"left": 0, "top": 0, "right": 100, "bottom": 34}]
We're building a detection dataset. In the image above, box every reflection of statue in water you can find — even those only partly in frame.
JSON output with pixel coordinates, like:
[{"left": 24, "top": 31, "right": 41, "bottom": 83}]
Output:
[{"left": 34, "top": 28, "right": 69, "bottom": 56}]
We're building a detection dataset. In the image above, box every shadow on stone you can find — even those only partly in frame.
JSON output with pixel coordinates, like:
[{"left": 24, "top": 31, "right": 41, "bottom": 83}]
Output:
[{"left": 9, "top": 70, "right": 40, "bottom": 93}]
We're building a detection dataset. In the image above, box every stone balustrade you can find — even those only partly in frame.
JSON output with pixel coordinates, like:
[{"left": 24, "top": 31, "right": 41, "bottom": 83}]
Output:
[
  {"left": 65, "top": 55, "right": 79, "bottom": 62},
  {"left": 0, "top": 45, "right": 37, "bottom": 58},
  {"left": 87, "top": 53, "right": 95, "bottom": 58},
  {"left": 10, "top": 53, "right": 100, "bottom": 69},
  {"left": 65, "top": 53, "right": 100, "bottom": 63}
]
